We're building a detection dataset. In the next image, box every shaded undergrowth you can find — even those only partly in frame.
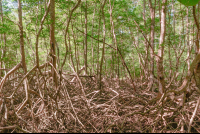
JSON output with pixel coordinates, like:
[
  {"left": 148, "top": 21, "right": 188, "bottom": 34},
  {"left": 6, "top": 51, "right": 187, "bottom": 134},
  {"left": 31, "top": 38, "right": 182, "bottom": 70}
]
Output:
[{"left": 1, "top": 71, "right": 200, "bottom": 133}]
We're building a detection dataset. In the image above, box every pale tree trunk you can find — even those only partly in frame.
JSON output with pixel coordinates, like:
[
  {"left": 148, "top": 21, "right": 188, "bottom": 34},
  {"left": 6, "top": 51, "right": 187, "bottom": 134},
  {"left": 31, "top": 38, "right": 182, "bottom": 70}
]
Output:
[
  {"left": 117, "top": 49, "right": 119, "bottom": 78},
  {"left": 193, "top": 6, "right": 200, "bottom": 54},
  {"left": 0, "top": 0, "right": 6, "bottom": 77},
  {"left": 109, "top": 0, "right": 136, "bottom": 90},
  {"left": 137, "top": 29, "right": 143, "bottom": 80},
  {"left": 166, "top": 8, "right": 172, "bottom": 82},
  {"left": 18, "top": 0, "right": 27, "bottom": 73},
  {"left": 0, "top": 0, "right": 6, "bottom": 121},
  {"left": 186, "top": 7, "right": 191, "bottom": 71},
  {"left": 61, "top": 0, "right": 81, "bottom": 72},
  {"left": 91, "top": 3, "right": 96, "bottom": 75},
  {"left": 96, "top": 6, "right": 101, "bottom": 84},
  {"left": 16, "top": 0, "right": 29, "bottom": 114},
  {"left": 71, "top": 23, "right": 79, "bottom": 73},
  {"left": 193, "top": 5, "right": 200, "bottom": 89},
  {"left": 148, "top": 0, "right": 156, "bottom": 90},
  {"left": 84, "top": 0, "right": 88, "bottom": 74},
  {"left": 173, "top": 5, "right": 186, "bottom": 84},
  {"left": 143, "top": 0, "right": 149, "bottom": 77},
  {"left": 35, "top": 0, "right": 50, "bottom": 68},
  {"left": 68, "top": 31, "right": 76, "bottom": 72},
  {"left": 170, "top": 1, "right": 182, "bottom": 84},
  {"left": 99, "top": 0, "right": 106, "bottom": 92},
  {"left": 157, "top": 0, "right": 167, "bottom": 94},
  {"left": 50, "top": 0, "right": 57, "bottom": 87},
  {"left": 111, "top": 50, "right": 114, "bottom": 79},
  {"left": 172, "top": 0, "right": 175, "bottom": 47}
]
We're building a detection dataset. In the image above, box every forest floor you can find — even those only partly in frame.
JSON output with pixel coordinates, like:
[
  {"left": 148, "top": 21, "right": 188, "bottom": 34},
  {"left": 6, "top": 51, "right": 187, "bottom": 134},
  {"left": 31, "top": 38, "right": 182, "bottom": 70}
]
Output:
[{"left": 1, "top": 72, "right": 200, "bottom": 133}]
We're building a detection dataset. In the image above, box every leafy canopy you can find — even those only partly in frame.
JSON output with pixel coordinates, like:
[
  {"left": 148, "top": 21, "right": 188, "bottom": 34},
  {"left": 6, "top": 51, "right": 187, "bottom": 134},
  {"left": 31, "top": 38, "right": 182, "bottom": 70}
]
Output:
[{"left": 177, "top": 0, "right": 200, "bottom": 6}]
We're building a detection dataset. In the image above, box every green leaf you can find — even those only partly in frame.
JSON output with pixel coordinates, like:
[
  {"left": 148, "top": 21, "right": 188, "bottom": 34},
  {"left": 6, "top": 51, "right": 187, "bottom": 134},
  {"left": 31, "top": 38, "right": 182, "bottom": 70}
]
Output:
[{"left": 177, "top": 0, "right": 200, "bottom": 6}]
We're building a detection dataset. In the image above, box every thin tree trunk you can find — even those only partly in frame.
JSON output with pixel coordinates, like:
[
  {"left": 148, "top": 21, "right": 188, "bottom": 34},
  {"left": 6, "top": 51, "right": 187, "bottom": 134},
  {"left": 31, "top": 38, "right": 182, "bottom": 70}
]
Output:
[
  {"left": 143, "top": 0, "right": 149, "bottom": 79},
  {"left": 97, "top": 7, "right": 101, "bottom": 83},
  {"left": 68, "top": 31, "right": 76, "bottom": 72},
  {"left": 18, "top": 0, "right": 27, "bottom": 73},
  {"left": 109, "top": 0, "right": 136, "bottom": 90},
  {"left": 91, "top": 3, "right": 96, "bottom": 75},
  {"left": 0, "top": 0, "right": 6, "bottom": 77},
  {"left": 166, "top": 8, "right": 172, "bottom": 83},
  {"left": 16, "top": 0, "right": 29, "bottom": 114},
  {"left": 157, "top": 0, "right": 167, "bottom": 94},
  {"left": 193, "top": 5, "right": 200, "bottom": 89},
  {"left": 71, "top": 22, "right": 79, "bottom": 73},
  {"left": 50, "top": 0, "right": 57, "bottom": 87},
  {"left": 186, "top": 7, "right": 190, "bottom": 71},
  {"left": 84, "top": 0, "right": 88, "bottom": 74},
  {"left": 99, "top": 0, "right": 107, "bottom": 92},
  {"left": 193, "top": 5, "right": 200, "bottom": 54},
  {"left": 148, "top": 0, "right": 156, "bottom": 90},
  {"left": 35, "top": 0, "right": 51, "bottom": 68},
  {"left": 61, "top": 0, "right": 81, "bottom": 71}
]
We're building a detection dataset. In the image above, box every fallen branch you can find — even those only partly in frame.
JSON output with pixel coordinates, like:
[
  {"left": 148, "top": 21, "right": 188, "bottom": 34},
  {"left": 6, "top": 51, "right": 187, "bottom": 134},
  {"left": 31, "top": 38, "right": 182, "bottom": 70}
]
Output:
[{"left": 0, "top": 63, "right": 21, "bottom": 93}]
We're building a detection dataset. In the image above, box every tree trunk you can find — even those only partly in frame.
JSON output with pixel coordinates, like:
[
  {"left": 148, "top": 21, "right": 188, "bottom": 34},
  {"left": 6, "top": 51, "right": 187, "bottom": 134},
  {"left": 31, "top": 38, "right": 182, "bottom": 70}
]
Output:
[
  {"left": 0, "top": 0, "right": 6, "bottom": 77},
  {"left": 84, "top": 0, "right": 88, "bottom": 74},
  {"left": 193, "top": 5, "right": 200, "bottom": 89},
  {"left": 143, "top": 0, "right": 149, "bottom": 79},
  {"left": 148, "top": 0, "right": 156, "bottom": 90},
  {"left": 18, "top": 0, "right": 27, "bottom": 73},
  {"left": 157, "top": 0, "right": 167, "bottom": 94},
  {"left": 186, "top": 7, "right": 190, "bottom": 71},
  {"left": 99, "top": 0, "right": 106, "bottom": 92},
  {"left": 50, "top": 0, "right": 57, "bottom": 87},
  {"left": 91, "top": 3, "right": 96, "bottom": 75}
]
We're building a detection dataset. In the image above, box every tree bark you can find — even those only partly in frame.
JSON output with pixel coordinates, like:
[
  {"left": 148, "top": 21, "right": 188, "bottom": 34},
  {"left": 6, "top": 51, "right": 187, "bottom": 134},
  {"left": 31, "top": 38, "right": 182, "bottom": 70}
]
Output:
[
  {"left": 157, "top": 0, "right": 167, "bottom": 94},
  {"left": 0, "top": 0, "right": 6, "bottom": 77},
  {"left": 186, "top": 7, "right": 190, "bottom": 72},
  {"left": 50, "top": 0, "right": 57, "bottom": 87},
  {"left": 193, "top": 6, "right": 200, "bottom": 54},
  {"left": 84, "top": 0, "right": 88, "bottom": 74},
  {"left": 148, "top": 0, "right": 156, "bottom": 90},
  {"left": 91, "top": 3, "right": 96, "bottom": 75},
  {"left": 18, "top": 0, "right": 27, "bottom": 73},
  {"left": 99, "top": 0, "right": 107, "bottom": 91},
  {"left": 193, "top": 5, "right": 200, "bottom": 89},
  {"left": 109, "top": 0, "right": 136, "bottom": 91}
]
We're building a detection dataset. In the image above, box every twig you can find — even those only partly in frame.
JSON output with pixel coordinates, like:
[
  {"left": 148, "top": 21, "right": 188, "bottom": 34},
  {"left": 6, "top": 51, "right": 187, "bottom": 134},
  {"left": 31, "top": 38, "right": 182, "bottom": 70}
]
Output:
[
  {"left": 188, "top": 96, "right": 200, "bottom": 133},
  {"left": 68, "top": 63, "right": 86, "bottom": 97},
  {"left": 62, "top": 81, "right": 85, "bottom": 128},
  {"left": 0, "top": 63, "right": 21, "bottom": 93},
  {"left": 0, "top": 125, "right": 16, "bottom": 130}
]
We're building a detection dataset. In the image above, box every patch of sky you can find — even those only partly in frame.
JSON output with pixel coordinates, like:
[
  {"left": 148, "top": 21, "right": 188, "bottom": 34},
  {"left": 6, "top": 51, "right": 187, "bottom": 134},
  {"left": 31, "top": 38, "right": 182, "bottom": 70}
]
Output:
[{"left": 3, "top": 0, "right": 18, "bottom": 11}]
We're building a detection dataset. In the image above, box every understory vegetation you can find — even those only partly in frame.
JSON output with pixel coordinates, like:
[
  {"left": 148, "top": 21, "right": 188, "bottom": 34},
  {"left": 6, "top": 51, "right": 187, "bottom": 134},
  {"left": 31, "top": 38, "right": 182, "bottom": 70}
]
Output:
[{"left": 1, "top": 0, "right": 200, "bottom": 133}]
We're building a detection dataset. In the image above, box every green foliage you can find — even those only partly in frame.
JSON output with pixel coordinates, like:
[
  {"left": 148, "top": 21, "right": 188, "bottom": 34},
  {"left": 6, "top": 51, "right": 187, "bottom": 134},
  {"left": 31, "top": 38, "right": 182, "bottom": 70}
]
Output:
[
  {"left": 177, "top": 0, "right": 200, "bottom": 6},
  {"left": 0, "top": 0, "right": 198, "bottom": 79}
]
